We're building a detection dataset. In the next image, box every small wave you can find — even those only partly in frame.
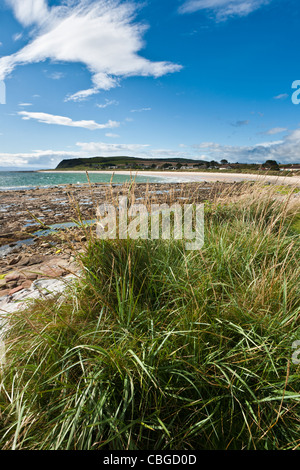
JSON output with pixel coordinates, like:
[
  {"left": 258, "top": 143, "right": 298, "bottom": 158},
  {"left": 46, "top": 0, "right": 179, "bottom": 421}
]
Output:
[{"left": 0, "top": 186, "right": 37, "bottom": 191}]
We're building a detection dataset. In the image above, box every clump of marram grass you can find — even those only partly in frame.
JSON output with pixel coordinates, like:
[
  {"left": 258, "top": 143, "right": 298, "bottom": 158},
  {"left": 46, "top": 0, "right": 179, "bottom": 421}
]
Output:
[{"left": 0, "top": 183, "right": 299, "bottom": 450}]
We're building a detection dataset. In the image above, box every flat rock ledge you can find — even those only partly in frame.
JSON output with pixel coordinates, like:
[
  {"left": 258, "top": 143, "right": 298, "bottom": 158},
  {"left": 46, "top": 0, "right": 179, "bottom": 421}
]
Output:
[
  {"left": 0, "top": 274, "right": 76, "bottom": 367},
  {"left": 0, "top": 274, "right": 76, "bottom": 315}
]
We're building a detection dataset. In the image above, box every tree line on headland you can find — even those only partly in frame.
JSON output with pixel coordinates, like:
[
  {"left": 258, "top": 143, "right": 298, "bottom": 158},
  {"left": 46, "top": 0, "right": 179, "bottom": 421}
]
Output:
[{"left": 55, "top": 156, "right": 300, "bottom": 174}]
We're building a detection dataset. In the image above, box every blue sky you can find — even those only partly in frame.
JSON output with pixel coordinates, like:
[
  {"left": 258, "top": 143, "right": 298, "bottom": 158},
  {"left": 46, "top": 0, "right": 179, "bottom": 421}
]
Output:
[{"left": 0, "top": 0, "right": 299, "bottom": 169}]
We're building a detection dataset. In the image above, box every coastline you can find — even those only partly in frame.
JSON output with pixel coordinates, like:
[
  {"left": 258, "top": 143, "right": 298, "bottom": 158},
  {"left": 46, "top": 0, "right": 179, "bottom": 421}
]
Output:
[
  {"left": 40, "top": 169, "right": 300, "bottom": 187},
  {"left": 1, "top": 178, "right": 299, "bottom": 307},
  {"left": 0, "top": 181, "right": 225, "bottom": 300}
]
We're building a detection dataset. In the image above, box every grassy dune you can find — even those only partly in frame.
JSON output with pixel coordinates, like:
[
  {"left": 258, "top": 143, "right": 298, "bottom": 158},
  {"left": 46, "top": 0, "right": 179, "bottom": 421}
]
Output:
[{"left": 0, "top": 183, "right": 299, "bottom": 450}]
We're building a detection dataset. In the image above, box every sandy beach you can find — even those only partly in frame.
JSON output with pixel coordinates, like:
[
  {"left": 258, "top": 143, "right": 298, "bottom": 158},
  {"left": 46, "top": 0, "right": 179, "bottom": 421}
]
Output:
[{"left": 42, "top": 170, "right": 300, "bottom": 187}]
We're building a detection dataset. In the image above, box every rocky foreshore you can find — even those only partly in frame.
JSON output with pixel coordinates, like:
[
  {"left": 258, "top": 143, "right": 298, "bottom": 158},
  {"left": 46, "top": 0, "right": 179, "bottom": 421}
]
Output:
[{"left": 0, "top": 181, "right": 238, "bottom": 302}]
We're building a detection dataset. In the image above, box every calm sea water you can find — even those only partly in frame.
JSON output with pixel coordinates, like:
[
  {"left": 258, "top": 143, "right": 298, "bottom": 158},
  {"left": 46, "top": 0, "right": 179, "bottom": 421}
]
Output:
[{"left": 0, "top": 171, "right": 168, "bottom": 191}]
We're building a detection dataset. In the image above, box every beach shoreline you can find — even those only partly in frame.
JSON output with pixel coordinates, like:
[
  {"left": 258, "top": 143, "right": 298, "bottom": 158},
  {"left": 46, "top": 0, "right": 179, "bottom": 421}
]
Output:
[
  {"left": 1, "top": 178, "right": 299, "bottom": 301},
  {"left": 39, "top": 169, "right": 300, "bottom": 187}
]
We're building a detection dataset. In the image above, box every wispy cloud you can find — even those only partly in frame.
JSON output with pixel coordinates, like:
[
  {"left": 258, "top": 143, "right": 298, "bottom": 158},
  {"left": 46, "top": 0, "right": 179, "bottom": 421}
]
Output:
[
  {"left": 76, "top": 141, "right": 150, "bottom": 154},
  {"left": 46, "top": 71, "right": 65, "bottom": 80},
  {"left": 1, "top": 0, "right": 181, "bottom": 101},
  {"left": 18, "top": 102, "right": 32, "bottom": 107},
  {"left": 273, "top": 93, "right": 289, "bottom": 100},
  {"left": 18, "top": 111, "right": 120, "bottom": 130},
  {"left": 105, "top": 133, "right": 120, "bottom": 138},
  {"left": 231, "top": 119, "right": 250, "bottom": 127},
  {"left": 13, "top": 32, "right": 23, "bottom": 42},
  {"left": 131, "top": 107, "right": 151, "bottom": 113},
  {"left": 179, "top": 0, "right": 271, "bottom": 21},
  {"left": 265, "top": 127, "right": 288, "bottom": 135},
  {"left": 96, "top": 99, "right": 119, "bottom": 109}
]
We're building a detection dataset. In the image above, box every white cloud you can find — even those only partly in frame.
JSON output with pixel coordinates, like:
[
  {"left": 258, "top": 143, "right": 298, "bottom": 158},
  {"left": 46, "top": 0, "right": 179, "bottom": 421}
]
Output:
[
  {"left": 76, "top": 141, "right": 150, "bottom": 154},
  {"left": 18, "top": 102, "right": 32, "bottom": 106},
  {"left": 265, "top": 127, "right": 288, "bottom": 135},
  {"left": 0, "top": 149, "right": 82, "bottom": 168},
  {"left": 0, "top": 142, "right": 151, "bottom": 168},
  {"left": 0, "top": 143, "right": 150, "bottom": 168},
  {"left": 1, "top": 126, "right": 300, "bottom": 169},
  {"left": 179, "top": 0, "right": 271, "bottom": 20},
  {"left": 18, "top": 111, "right": 120, "bottom": 130},
  {"left": 96, "top": 99, "right": 119, "bottom": 109},
  {"left": 1, "top": 0, "right": 181, "bottom": 100},
  {"left": 105, "top": 133, "right": 120, "bottom": 138},
  {"left": 7, "top": 0, "right": 49, "bottom": 26},
  {"left": 192, "top": 126, "right": 300, "bottom": 163}
]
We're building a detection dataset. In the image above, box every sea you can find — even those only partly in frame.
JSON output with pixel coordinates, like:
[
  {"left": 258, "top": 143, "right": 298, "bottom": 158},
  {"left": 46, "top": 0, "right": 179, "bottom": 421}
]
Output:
[{"left": 0, "top": 171, "right": 171, "bottom": 191}]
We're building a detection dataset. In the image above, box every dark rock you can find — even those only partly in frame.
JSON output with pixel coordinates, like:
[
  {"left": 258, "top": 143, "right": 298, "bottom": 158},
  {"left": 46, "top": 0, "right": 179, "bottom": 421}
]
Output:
[
  {"left": 7, "top": 256, "right": 22, "bottom": 266},
  {"left": 9, "top": 286, "right": 24, "bottom": 296},
  {"left": 0, "top": 233, "right": 14, "bottom": 239},
  {"left": 6, "top": 280, "right": 18, "bottom": 289},
  {"left": 25, "top": 255, "right": 46, "bottom": 266},
  {"left": 17, "top": 256, "right": 30, "bottom": 267}
]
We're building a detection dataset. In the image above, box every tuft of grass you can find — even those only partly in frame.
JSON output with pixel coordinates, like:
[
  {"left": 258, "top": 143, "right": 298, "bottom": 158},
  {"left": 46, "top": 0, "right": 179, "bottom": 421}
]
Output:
[
  {"left": 0, "top": 183, "right": 299, "bottom": 450},
  {"left": 291, "top": 214, "right": 300, "bottom": 234}
]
